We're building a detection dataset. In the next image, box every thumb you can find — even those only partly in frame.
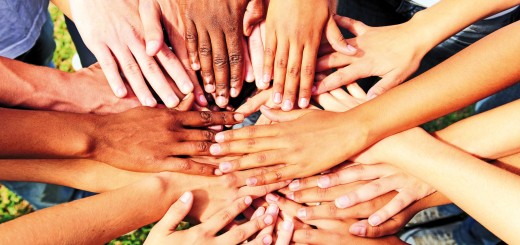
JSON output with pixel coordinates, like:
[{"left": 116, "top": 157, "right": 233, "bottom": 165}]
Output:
[
  {"left": 325, "top": 16, "right": 357, "bottom": 55},
  {"left": 174, "top": 93, "right": 195, "bottom": 111},
  {"left": 154, "top": 192, "right": 193, "bottom": 233},
  {"left": 366, "top": 74, "right": 402, "bottom": 100},
  {"left": 333, "top": 15, "right": 369, "bottom": 37},
  {"left": 243, "top": 0, "right": 265, "bottom": 36},
  {"left": 259, "top": 105, "right": 313, "bottom": 122}
]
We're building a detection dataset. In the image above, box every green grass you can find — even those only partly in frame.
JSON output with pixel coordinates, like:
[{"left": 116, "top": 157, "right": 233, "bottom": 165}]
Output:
[{"left": 0, "top": 4, "right": 475, "bottom": 244}]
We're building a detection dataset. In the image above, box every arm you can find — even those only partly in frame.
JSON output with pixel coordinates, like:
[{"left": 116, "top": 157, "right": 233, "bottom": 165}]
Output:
[
  {"left": 0, "top": 58, "right": 139, "bottom": 114},
  {"left": 0, "top": 173, "right": 188, "bottom": 244},
  {"left": 0, "top": 159, "right": 148, "bottom": 193},
  {"left": 315, "top": 0, "right": 520, "bottom": 96}
]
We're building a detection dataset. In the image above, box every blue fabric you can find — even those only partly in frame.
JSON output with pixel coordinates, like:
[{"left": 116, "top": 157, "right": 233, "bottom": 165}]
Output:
[{"left": 0, "top": 0, "right": 50, "bottom": 58}]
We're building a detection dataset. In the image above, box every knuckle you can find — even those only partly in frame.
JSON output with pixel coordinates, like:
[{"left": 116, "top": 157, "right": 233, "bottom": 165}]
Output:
[
  {"left": 144, "top": 60, "right": 160, "bottom": 73},
  {"left": 303, "top": 64, "right": 314, "bottom": 77},
  {"left": 317, "top": 188, "right": 329, "bottom": 199},
  {"left": 194, "top": 142, "right": 210, "bottom": 152},
  {"left": 203, "top": 130, "right": 215, "bottom": 141},
  {"left": 327, "top": 203, "right": 338, "bottom": 217},
  {"left": 185, "top": 32, "right": 197, "bottom": 42},
  {"left": 274, "top": 171, "right": 283, "bottom": 181},
  {"left": 213, "top": 56, "right": 229, "bottom": 69},
  {"left": 224, "top": 173, "right": 238, "bottom": 187},
  {"left": 276, "top": 58, "right": 287, "bottom": 68},
  {"left": 198, "top": 164, "right": 209, "bottom": 174},
  {"left": 199, "top": 111, "right": 213, "bottom": 123},
  {"left": 256, "top": 153, "right": 267, "bottom": 163},
  {"left": 229, "top": 53, "right": 243, "bottom": 66},
  {"left": 288, "top": 66, "right": 300, "bottom": 78},
  {"left": 284, "top": 90, "right": 297, "bottom": 98},
  {"left": 304, "top": 230, "right": 314, "bottom": 240},
  {"left": 264, "top": 48, "right": 275, "bottom": 58},
  {"left": 246, "top": 127, "right": 257, "bottom": 137},
  {"left": 234, "top": 228, "right": 247, "bottom": 241},
  {"left": 246, "top": 138, "right": 257, "bottom": 148},
  {"left": 199, "top": 45, "right": 212, "bottom": 57},
  {"left": 219, "top": 211, "right": 234, "bottom": 223},
  {"left": 176, "top": 159, "right": 192, "bottom": 171}
]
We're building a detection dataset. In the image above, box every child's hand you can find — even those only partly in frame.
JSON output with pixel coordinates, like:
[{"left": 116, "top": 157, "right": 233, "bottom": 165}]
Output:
[
  {"left": 262, "top": 0, "right": 356, "bottom": 110},
  {"left": 144, "top": 193, "right": 275, "bottom": 245}
]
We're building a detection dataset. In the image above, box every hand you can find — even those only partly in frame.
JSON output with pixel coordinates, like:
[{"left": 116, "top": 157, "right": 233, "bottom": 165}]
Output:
[
  {"left": 209, "top": 107, "right": 367, "bottom": 186},
  {"left": 89, "top": 108, "right": 244, "bottom": 173},
  {"left": 70, "top": 0, "right": 195, "bottom": 108},
  {"left": 248, "top": 21, "right": 266, "bottom": 86},
  {"left": 138, "top": 0, "right": 208, "bottom": 106},
  {"left": 144, "top": 192, "right": 275, "bottom": 245},
  {"left": 262, "top": 0, "right": 356, "bottom": 110},
  {"left": 287, "top": 163, "right": 436, "bottom": 226},
  {"left": 180, "top": 0, "right": 264, "bottom": 108},
  {"left": 63, "top": 63, "right": 141, "bottom": 114},
  {"left": 314, "top": 15, "right": 427, "bottom": 99}
]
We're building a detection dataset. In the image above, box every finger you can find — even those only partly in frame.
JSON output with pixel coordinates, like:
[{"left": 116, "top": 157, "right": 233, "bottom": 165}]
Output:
[
  {"left": 366, "top": 72, "right": 403, "bottom": 100},
  {"left": 272, "top": 40, "right": 289, "bottom": 105},
  {"left": 324, "top": 16, "right": 357, "bottom": 55},
  {"left": 247, "top": 166, "right": 297, "bottom": 186},
  {"left": 91, "top": 46, "right": 127, "bottom": 98},
  {"left": 316, "top": 52, "right": 355, "bottom": 72},
  {"left": 262, "top": 27, "right": 276, "bottom": 90},
  {"left": 219, "top": 212, "right": 274, "bottom": 244},
  {"left": 235, "top": 90, "right": 271, "bottom": 117},
  {"left": 213, "top": 124, "right": 280, "bottom": 143},
  {"left": 111, "top": 46, "right": 156, "bottom": 107},
  {"left": 211, "top": 31, "right": 230, "bottom": 108},
  {"left": 275, "top": 220, "right": 294, "bottom": 245},
  {"left": 243, "top": 37, "right": 256, "bottom": 84},
  {"left": 281, "top": 44, "right": 303, "bottom": 111},
  {"left": 197, "top": 29, "right": 216, "bottom": 93},
  {"left": 161, "top": 158, "right": 216, "bottom": 175},
  {"left": 314, "top": 65, "right": 366, "bottom": 94},
  {"left": 298, "top": 45, "right": 318, "bottom": 109},
  {"left": 292, "top": 229, "right": 335, "bottom": 245},
  {"left": 260, "top": 106, "right": 314, "bottom": 122},
  {"left": 287, "top": 176, "right": 321, "bottom": 192},
  {"left": 249, "top": 25, "right": 266, "bottom": 87},
  {"left": 345, "top": 83, "right": 367, "bottom": 99},
  {"left": 243, "top": 0, "right": 265, "bottom": 36},
  {"left": 288, "top": 186, "right": 347, "bottom": 204},
  {"left": 314, "top": 93, "right": 348, "bottom": 112},
  {"left": 333, "top": 15, "right": 369, "bottom": 37},
  {"left": 153, "top": 191, "right": 193, "bottom": 232},
  {"left": 334, "top": 178, "right": 398, "bottom": 209},
  {"left": 257, "top": 204, "right": 279, "bottom": 244},
  {"left": 178, "top": 111, "right": 244, "bottom": 126},
  {"left": 185, "top": 20, "right": 200, "bottom": 71},
  {"left": 226, "top": 27, "right": 245, "bottom": 100},
  {"left": 349, "top": 218, "right": 404, "bottom": 238},
  {"left": 203, "top": 196, "right": 253, "bottom": 234},
  {"left": 223, "top": 165, "right": 285, "bottom": 188},
  {"left": 139, "top": 0, "right": 163, "bottom": 56},
  {"left": 318, "top": 164, "right": 389, "bottom": 188},
  {"left": 217, "top": 150, "right": 284, "bottom": 173},
  {"left": 238, "top": 180, "right": 291, "bottom": 198},
  {"left": 129, "top": 42, "right": 181, "bottom": 108},
  {"left": 367, "top": 191, "right": 416, "bottom": 227},
  {"left": 179, "top": 128, "right": 216, "bottom": 141},
  {"left": 175, "top": 93, "right": 195, "bottom": 111},
  {"left": 265, "top": 193, "right": 303, "bottom": 217},
  {"left": 156, "top": 44, "right": 195, "bottom": 95},
  {"left": 211, "top": 137, "right": 278, "bottom": 158},
  {"left": 256, "top": 115, "right": 273, "bottom": 125}
]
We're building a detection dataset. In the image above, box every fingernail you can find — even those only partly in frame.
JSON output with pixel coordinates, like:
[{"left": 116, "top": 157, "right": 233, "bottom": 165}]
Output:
[
  {"left": 312, "top": 86, "right": 318, "bottom": 94},
  {"left": 297, "top": 208, "right": 307, "bottom": 219},
  {"left": 246, "top": 177, "right": 258, "bottom": 186},
  {"left": 347, "top": 44, "right": 357, "bottom": 52},
  {"left": 350, "top": 224, "right": 367, "bottom": 237},
  {"left": 179, "top": 191, "right": 192, "bottom": 203},
  {"left": 282, "top": 100, "right": 293, "bottom": 111},
  {"left": 219, "top": 162, "right": 232, "bottom": 172},
  {"left": 367, "top": 93, "right": 377, "bottom": 100},
  {"left": 273, "top": 93, "right": 282, "bottom": 104},
  {"left": 266, "top": 194, "right": 279, "bottom": 203},
  {"left": 205, "top": 84, "right": 215, "bottom": 93},
  {"left": 263, "top": 74, "right": 271, "bottom": 85},
  {"left": 116, "top": 87, "right": 127, "bottom": 98},
  {"left": 164, "top": 95, "right": 180, "bottom": 108},
  {"left": 335, "top": 196, "right": 351, "bottom": 208},
  {"left": 317, "top": 176, "right": 331, "bottom": 188},
  {"left": 146, "top": 40, "right": 161, "bottom": 55},
  {"left": 234, "top": 113, "right": 244, "bottom": 122},
  {"left": 244, "top": 196, "right": 253, "bottom": 205},
  {"left": 299, "top": 98, "right": 309, "bottom": 108},
  {"left": 198, "top": 94, "right": 207, "bottom": 104},
  {"left": 182, "top": 82, "right": 194, "bottom": 93},
  {"left": 214, "top": 169, "right": 223, "bottom": 175},
  {"left": 191, "top": 62, "right": 200, "bottom": 71},
  {"left": 289, "top": 180, "right": 300, "bottom": 191},
  {"left": 254, "top": 207, "right": 266, "bottom": 218},
  {"left": 216, "top": 96, "right": 229, "bottom": 108},
  {"left": 145, "top": 97, "right": 156, "bottom": 107},
  {"left": 286, "top": 192, "right": 294, "bottom": 200},
  {"left": 230, "top": 88, "right": 238, "bottom": 97},
  {"left": 215, "top": 133, "right": 225, "bottom": 142},
  {"left": 209, "top": 144, "right": 221, "bottom": 155},
  {"left": 263, "top": 235, "right": 273, "bottom": 245},
  {"left": 369, "top": 215, "right": 381, "bottom": 226},
  {"left": 264, "top": 215, "right": 274, "bottom": 225},
  {"left": 282, "top": 220, "right": 294, "bottom": 231},
  {"left": 266, "top": 204, "right": 278, "bottom": 215}
]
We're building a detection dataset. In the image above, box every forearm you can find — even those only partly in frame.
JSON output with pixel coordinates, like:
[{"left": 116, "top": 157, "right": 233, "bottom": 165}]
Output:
[
  {"left": 0, "top": 173, "right": 189, "bottom": 244},
  {"left": 51, "top": 0, "right": 72, "bottom": 19},
  {"left": 0, "top": 108, "right": 95, "bottom": 158},
  {"left": 345, "top": 20, "right": 520, "bottom": 145},
  {"left": 405, "top": 0, "right": 520, "bottom": 53},
  {"left": 0, "top": 57, "right": 83, "bottom": 110},
  {"left": 434, "top": 100, "right": 520, "bottom": 159},
  {"left": 0, "top": 159, "right": 149, "bottom": 193},
  {"left": 377, "top": 129, "right": 520, "bottom": 244}
]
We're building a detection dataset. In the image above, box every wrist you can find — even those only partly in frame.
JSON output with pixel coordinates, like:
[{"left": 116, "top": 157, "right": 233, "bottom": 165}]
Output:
[{"left": 401, "top": 12, "right": 438, "bottom": 58}]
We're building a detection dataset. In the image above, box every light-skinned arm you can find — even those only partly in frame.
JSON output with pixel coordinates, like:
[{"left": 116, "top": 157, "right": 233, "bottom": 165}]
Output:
[
  {"left": 209, "top": 20, "right": 520, "bottom": 186},
  {"left": 0, "top": 57, "right": 139, "bottom": 113},
  {"left": 315, "top": 0, "right": 520, "bottom": 97}
]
